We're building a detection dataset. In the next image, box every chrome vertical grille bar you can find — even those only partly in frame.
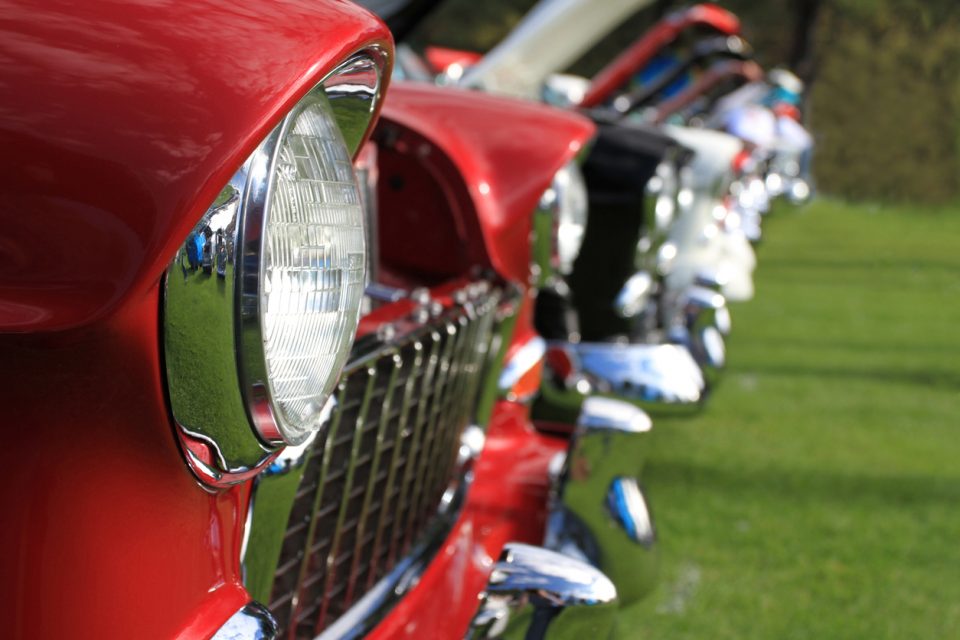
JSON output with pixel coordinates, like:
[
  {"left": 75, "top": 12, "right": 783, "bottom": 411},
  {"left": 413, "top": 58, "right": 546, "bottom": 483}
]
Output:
[
  {"left": 401, "top": 321, "right": 459, "bottom": 554},
  {"left": 312, "top": 365, "right": 379, "bottom": 635},
  {"left": 386, "top": 329, "right": 443, "bottom": 566},
  {"left": 418, "top": 313, "right": 474, "bottom": 520},
  {"left": 279, "top": 380, "right": 351, "bottom": 636},
  {"left": 342, "top": 352, "right": 402, "bottom": 606},
  {"left": 364, "top": 340, "right": 424, "bottom": 591}
]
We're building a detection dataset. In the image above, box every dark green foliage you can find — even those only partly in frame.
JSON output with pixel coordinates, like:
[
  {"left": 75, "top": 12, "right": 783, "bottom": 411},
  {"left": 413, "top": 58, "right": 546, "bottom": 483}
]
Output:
[
  {"left": 410, "top": 0, "right": 538, "bottom": 52},
  {"left": 810, "top": 1, "right": 960, "bottom": 203}
]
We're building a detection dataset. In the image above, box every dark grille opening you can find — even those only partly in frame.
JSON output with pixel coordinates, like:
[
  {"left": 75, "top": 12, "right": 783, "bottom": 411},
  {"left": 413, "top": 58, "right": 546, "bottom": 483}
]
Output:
[{"left": 268, "top": 285, "right": 502, "bottom": 638}]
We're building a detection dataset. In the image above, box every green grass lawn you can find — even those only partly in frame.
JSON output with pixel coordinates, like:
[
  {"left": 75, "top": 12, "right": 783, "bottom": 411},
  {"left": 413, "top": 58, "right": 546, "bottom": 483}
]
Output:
[{"left": 619, "top": 199, "right": 960, "bottom": 638}]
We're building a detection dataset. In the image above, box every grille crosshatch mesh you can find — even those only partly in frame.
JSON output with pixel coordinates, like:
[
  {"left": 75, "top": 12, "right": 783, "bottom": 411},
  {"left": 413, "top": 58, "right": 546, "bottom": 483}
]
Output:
[{"left": 267, "top": 286, "right": 503, "bottom": 638}]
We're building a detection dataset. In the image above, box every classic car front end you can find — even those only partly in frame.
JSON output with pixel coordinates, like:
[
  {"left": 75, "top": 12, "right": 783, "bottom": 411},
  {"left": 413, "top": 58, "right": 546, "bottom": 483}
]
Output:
[
  {"left": 0, "top": 1, "right": 394, "bottom": 636},
  {"left": 0, "top": 1, "right": 661, "bottom": 638}
]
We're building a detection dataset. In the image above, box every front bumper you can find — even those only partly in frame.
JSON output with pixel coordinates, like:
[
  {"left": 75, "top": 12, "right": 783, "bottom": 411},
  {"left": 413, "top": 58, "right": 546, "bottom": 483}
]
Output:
[{"left": 540, "top": 341, "right": 706, "bottom": 420}]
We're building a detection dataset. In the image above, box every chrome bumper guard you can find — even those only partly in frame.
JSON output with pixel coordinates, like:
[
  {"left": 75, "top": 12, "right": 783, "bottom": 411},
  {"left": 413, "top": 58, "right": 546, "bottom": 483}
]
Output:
[
  {"left": 664, "top": 284, "right": 729, "bottom": 386},
  {"left": 563, "top": 341, "right": 705, "bottom": 412},
  {"left": 544, "top": 397, "right": 658, "bottom": 607},
  {"left": 467, "top": 543, "right": 619, "bottom": 639}
]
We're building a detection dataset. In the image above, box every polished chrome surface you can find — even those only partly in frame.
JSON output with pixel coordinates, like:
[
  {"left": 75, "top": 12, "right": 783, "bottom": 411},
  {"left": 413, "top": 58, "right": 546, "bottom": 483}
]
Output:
[
  {"left": 163, "top": 50, "right": 388, "bottom": 488},
  {"left": 715, "top": 304, "right": 732, "bottom": 336},
  {"left": 457, "top": 424, "right": 487, "bottom": 469},
  {"left": 211, "top": 602, "right": 279, "bottom": 640},
  {"left": 553, "top": 162, "right": 590, "bottom": 275},
  {"left": 235, "top": 72, "right": 367, "bottom": 447},
  {"left": 681, "top": 285, "right": 727, "bottom": 312},
  {"left": 364, "top": 282, "right": 408, "bottom": 303},
  {"left": 648, "top": 159, "right": 680, "bottom": 236},
  {"left": 262, "top": 399, "right": 332, "bottom": 478},
  {"left": 693, "top": 267, "right": 728, "bottom": 292},
  {"left": 606, "top": 476, "right": 655, "bottom": 546},
  {"left": 669, "top": 285, "right": 730, "bottom": 373},
  {"left": 498, "top": 335, "right": 547, "bottom": 398},
  {"left": 324, "top": 48, "right": 390, "bottom": 156},
  {"left": 566, "top": 341, "right": 704, "bottom": 408},
  {"left": 543, "top": 396, "right": 658, "bottom": 606},
  {"left": 355, "top": 145, "right": 380, "bottom": 288},
  {"left": 244, "top": 281, "right": 510, "bottom": 638},
  {"left": 614, "top": 270, "right": 654, "bottom": 319},
  {"left": 532, "top": 162, "right": 589, "bottom": 284},
  {"left": 467, "top": 543, "right": 618, "bottom": 639},
  {"left": 577, "top": 395, "right": 652, "bottom": 433}
]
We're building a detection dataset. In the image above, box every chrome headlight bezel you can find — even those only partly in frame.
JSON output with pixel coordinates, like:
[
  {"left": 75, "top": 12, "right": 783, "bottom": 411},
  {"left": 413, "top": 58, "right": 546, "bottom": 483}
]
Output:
[
  {"left": 163, "top": 47, "right": 389, "bottom": 488},
  {"left": 538, "top": 161, "right": 589, "bottom": 276}
]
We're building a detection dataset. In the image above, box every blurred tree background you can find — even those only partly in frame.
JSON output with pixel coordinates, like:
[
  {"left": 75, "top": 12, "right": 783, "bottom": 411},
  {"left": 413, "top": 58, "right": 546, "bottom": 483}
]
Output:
[{"left": 412, "top": 0, "right": 960, "bottom": 204}]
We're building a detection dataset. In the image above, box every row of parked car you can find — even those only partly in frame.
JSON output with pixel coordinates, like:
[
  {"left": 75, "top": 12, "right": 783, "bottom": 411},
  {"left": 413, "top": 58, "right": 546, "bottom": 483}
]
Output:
[{"left": 0, "top": 0, "right": 813, "bottom": 638}]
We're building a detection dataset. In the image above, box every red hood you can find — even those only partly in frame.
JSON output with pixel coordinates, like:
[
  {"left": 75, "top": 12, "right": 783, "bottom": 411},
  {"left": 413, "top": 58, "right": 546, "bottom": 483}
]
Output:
[
  {"left": 0, "top": 0, "right": 392, "bottom": 332},
  {"left": 380, "top": 82, "right": 595, "bottom": 283}
]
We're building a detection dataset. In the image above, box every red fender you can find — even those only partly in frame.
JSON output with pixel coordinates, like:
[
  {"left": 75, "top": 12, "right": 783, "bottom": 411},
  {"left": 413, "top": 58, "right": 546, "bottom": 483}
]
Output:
[
  {"left": 0, "top": 1, "right": 392, "bottom": 638},
  {"left": 377, "top": 82, "right": 595, "bottom": 284},
  {"left": 424, "top": 45, "right": 484, "bottom": 74},
  {"left": 0, "top": 0, "right": 392, "bottom": 333}
]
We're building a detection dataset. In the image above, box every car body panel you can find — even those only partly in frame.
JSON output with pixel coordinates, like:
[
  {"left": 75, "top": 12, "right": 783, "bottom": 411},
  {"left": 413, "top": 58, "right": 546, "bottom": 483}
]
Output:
[
  {"left": 378, "top": 82, "right": 595, "bottom": 283},
  {"left": 0, "top": 1, "right": 392, "bottom": 637},
  {"left": 0, "top": 0, "right": 391, "bottom": 333}
]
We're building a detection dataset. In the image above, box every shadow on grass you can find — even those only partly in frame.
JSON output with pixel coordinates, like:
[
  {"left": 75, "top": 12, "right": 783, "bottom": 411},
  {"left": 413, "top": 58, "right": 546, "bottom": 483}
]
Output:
[
  {"left": 762, "top": 257, "right": 960, "bottom": 272},
  {"left": 726, "top": 363, "right": 960, "bottom": 390},
  {"left": 647, "top": 459, "right": 960, "bottom": 507},
  {"left": 741, "top": 336, "right": 960, "bottom": 356}
]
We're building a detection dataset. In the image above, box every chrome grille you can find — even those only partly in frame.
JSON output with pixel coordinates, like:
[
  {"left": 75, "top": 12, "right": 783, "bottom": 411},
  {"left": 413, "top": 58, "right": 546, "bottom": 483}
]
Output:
[{"left": 268, "top": 284, "right": 502, "bottom": 638}]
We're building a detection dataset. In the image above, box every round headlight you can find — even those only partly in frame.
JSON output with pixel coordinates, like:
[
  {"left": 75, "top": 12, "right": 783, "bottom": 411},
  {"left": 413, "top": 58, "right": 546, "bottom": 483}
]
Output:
[
  {"left": 239, "top": 92, "right": 367, "bottom": 445},
  {"left": 551, "top": 161, "right": 589, "bottom": 274},
  {"left": 164, "top": 49, "right": 387, "bottom": 486}
]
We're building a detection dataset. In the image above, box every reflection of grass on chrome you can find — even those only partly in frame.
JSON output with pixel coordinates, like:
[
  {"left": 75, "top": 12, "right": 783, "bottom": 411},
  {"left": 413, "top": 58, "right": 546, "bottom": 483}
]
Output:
[
  {"left": 164, "top": 262, "right": 255, "bottom": 463},
  {"left": 619, "top": 199, "right": 960, "bottom": 639}
]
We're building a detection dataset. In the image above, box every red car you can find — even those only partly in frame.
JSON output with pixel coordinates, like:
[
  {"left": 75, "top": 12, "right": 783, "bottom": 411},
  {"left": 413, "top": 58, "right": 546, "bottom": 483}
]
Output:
[{"left": 0, "top": 1, "right": 655, "bottom": 638}]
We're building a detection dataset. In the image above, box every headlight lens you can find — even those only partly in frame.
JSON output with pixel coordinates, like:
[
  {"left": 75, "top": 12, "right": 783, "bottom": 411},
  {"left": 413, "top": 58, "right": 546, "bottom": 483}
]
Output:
[
  {"left": 252, "top": 96, "right": 366, "bottom": 444},
  {"left": 164, "top": 48, "right": 387, "bottom": 486},
  {"left": 551, "top": 161, "right": 589, "bottom": 274}
]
